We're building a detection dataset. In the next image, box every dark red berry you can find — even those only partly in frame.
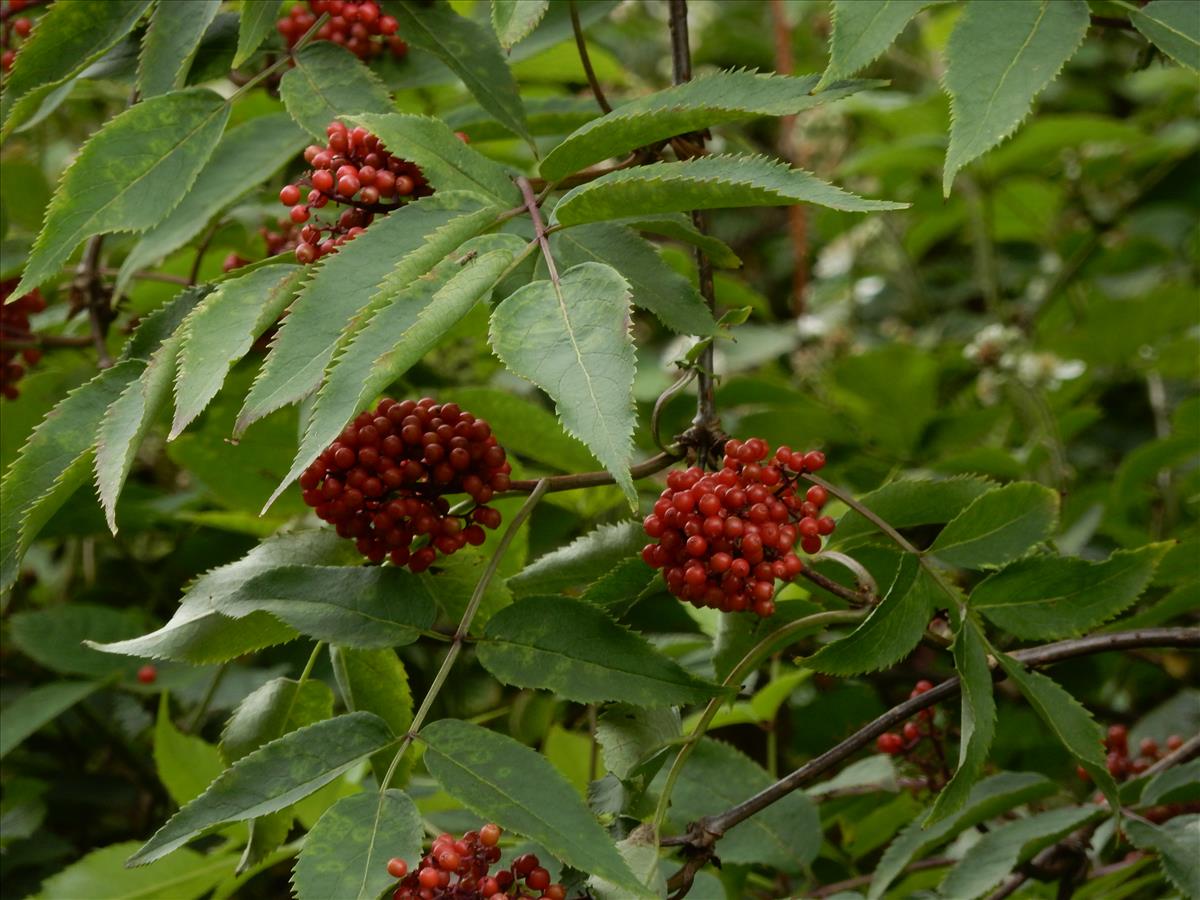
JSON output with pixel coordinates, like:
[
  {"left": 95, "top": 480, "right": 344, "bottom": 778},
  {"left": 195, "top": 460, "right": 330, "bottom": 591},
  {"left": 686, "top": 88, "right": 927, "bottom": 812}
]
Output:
[
  {"left": 137, "top": 664, "right": 158, "bottom": 685},
  {"left": 876, "top": 732, "right": 904, "bottom": 754}
]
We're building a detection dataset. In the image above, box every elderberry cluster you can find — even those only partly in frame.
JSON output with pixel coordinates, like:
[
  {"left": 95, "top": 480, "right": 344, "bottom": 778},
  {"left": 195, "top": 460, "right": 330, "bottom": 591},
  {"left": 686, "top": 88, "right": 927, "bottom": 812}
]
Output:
[
  {"left": 279, "top": 120, "right": 430, "bottom": 264},
  {"left": 387, "top": 823, "right": 566, "bottom": 900},
  {"left": 300, "top": 398, "right": 511, "bottom": 570},
  {"left": 1, "top": 279, "right": 46, "bottom": 400},
  {"left": 0, "top": 0, "right": 41, "bottom": 73},
  {"left": 876, "top": 680, "right": 937, "bottom": 756},
  {"left": 277, "top": 0, "right": 406, "bottom": 61},
  {"left": 642, "top": 438, "right": 834, "bottom": 617}
]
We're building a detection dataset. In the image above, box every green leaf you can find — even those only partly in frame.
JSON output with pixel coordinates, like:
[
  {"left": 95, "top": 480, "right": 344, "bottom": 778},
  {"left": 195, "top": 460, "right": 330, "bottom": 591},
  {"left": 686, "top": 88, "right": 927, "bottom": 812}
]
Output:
[
  {"left": 939, "top": 806, "right": 1102, "bottom": 900},
  {"left": 996, "top": 653, "right": 1119, "bottom": 807},
  {"left": 580, "top": 555, "right": 659, "bottom": 616},
  {"left": 445, "top": 95, "right": 599, "bottom": 142},
  {"left": 478, "top": 595, "right": 722, "bottom": 705},
  {"left": 217, "top": 565, "right": 437, "bottom": 649},
  {"left": 129, "top": 712, "right": 398, "bottom": 865},
  {"left": 292, "top": 790, "right": 423, "bottom": 900},
  {"left": 971, "top": 545, "right": 1169, "bottom": 640},
  {"left": 817, "top": 1, "right": 945, "bottom": 90},
  {"left": 450, "top": 387, "right": 599, "bottom": 474},
  {"left": 1126, "top": 815, "right": 1200, "bottom": 898},
  {"left": 154, "top": 694, "right": 225, "bottom": 807},
  {"left": 89, "top": 530, "right": 356, "bottom": 664},
  {"left": 549, "top": 223, "right": 716, "bottom": 335},
  {"left": 867, "top": 771, "right": 1056, "bottom": 899},
  {"left": 219, "top": 676, "right": 335, "bottom": 869},
  {"left": 928, "top": 482, "right": 1059, "bottom": 569},
  {"left": 236, "top": 192, "right": 497, "bottom": 437},
  {"left": 611, "top": 214, "right": 742, "bottom": 269},
  {"left": 347, "top": 113, "right": 519, "bottom": 204},
  {"left": 420, "top": 719, "right": 648, "bottom": 896},
  {"left": 121, "top": 284, "right": 212, "bottom": 362},
  {"left": 928, "top": 617, "right": 996, "bottom": 824},
  {"left": 0, "top": 0, "right": 153, "bottom": 138},
  {"left": 390, "top": 1, "right": 530, "bottom": 144},
  {"left": 553, "top": 154, "right": 907, "bottom": 226},
  {"left": 542, "top": 70, "right": 876, "bottom": 181},
  {"left": 595, "top": 705, "right": 680, "bottom": 781},
  {"left": 832, "top": 476, "right": 995, "bottom": 549},
  {"left": 278, "top": 41, "right": 393, "bottom": 139},
  {"left": 490, "top": 261, "right": 638, "bottom": 506},
  {"left": 1, "top": 361, "right": 141, "bottom": 594},
  {"left": 9, "top": 604, "right": 146, "bottom": 676},
  {"left": 274, "top": 237, "right": 521, "bottom": 509},
  {"left": 491, "top": 0, "right": 550, "bottom": 49},
  {"left": 942, "top": 0, "right": 1090, "bottom": 195},
  {"left": 32, "top": 841, "right": 235, "bottom": 900},
  {"left": 803, "top": 555, "right": 930, "bottom": 675},
  {"left": 510, "top": 522, "right": 643, "bottom": 595},
  {"left": 235, "top": 0, "right": 285, "bottom": 68},
  {"left": 0, "top": 681, "right": 100, "bottom": 759},
  {"left": 138, "top": 0, "right": 221, "bottom": 98},
  {"left": 16, "top": 89, "right": 230, "bottom": 296},
  {"left": 94, "top": 334, "right": 180, "bottom": 533},
  {"left": 1132, "top": 1, "right": 1200, "bottom": 71},
  {"left": 659, "top": 738, "right": 821, "bottom": 870},
  {"left": 1140, "top": 760, "right": 1200, "bottom": 807},
  {"left": 116, "top": 113, "right": 309, "bottom": 296},
  {"left": 171, "top": 265, "right": 304, "bottom": 438},
  {"left": 331, "top": 647, "right": 413, "bottom": 788}
]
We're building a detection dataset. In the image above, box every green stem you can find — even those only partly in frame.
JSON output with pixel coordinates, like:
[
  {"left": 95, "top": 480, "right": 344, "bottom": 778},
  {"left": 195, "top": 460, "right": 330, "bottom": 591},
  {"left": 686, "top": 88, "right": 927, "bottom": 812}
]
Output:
[
  {"left": 227, "top": 13, "right": 327, "bottom": 102},
  {"left": 652, "top": 609, "right": 866, "bottom": 837},
  {"left": 185, "top": 662, "right": 229, "bottom": 733}
]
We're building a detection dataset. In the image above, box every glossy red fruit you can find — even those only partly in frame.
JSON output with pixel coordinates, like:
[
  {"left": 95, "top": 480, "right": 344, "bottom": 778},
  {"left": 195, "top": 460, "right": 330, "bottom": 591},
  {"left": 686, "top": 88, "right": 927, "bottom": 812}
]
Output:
[
  {"left": 876, "top": 732, "right": 904, "bottom": 755},
  {"left": 137, "top": 664, "right": 158, "bottom": 685}
]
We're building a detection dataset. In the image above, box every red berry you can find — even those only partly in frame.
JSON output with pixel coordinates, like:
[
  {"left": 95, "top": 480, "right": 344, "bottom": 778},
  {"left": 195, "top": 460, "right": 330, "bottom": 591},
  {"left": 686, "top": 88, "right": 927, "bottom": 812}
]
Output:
[
  {"left": 479, "top": 823, "right": 501, "bottom": 846},
  {"left": 902, "top": 721, "right": 920, "bottom": 742},
  {"left": 290, "top": 204, "right": 310, "bottom": 223},
  {"left": 526, "top": 867, "right": 551, "bottom": 891},
  {"left": 386, "top": 858, "right": 407, "bottom": 878},
  {"left": 136, "top": 664, "right": 158, "bottom": 685},
  {"left": 876, "top": 732, "right": 904, "bottom": 754},
  {"left": 280, "top": 184, "right": 302, "bottom": 205}
]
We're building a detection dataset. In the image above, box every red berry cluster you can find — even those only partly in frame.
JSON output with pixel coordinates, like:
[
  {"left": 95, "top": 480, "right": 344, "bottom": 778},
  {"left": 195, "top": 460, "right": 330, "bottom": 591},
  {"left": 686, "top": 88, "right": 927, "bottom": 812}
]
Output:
[
  {"left": 279, "top": 120, "right": 430, "bottom": 264},
  {"left": 277, "top": 1, "right": 406, "bottom": 61},
  {"left": 299, "top": 398, "right": 512, "bottom": 570},
  {"left": 386, "top": 824, "right": 566, "bottom": 900},
  {"left": 1080, "top": 725, "right": 1184, "bottom": 782},
  {"left": 1, "top": 279, "right": 46, "bottom": 400},
  {"left": 641, "top": 438, "right": 834, "bottom": 617},
  {"left": 1, "top": 0, "right": 40, "bottom": 73},
  {"left": 876, "top": 680, "right": 937, "bottom": 756}
]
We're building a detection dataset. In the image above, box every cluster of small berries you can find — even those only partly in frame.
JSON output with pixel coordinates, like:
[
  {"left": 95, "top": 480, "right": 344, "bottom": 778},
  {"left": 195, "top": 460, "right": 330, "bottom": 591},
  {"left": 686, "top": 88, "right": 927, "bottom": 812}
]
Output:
[
  {"left": 1081, "top": 725, "right": 1184, "bottom": 782},
  {"left": 0, "top": 279, "right": 46, "bottom": 400},
  {"left": 279, "top": 120, "right": 430, "bottom": 264},
  {"left": 641, "top": 438, "right": 833, "bottom": 617},
  {"left": 222, "top": 221, "right": 303, "bottom": 272},
  {"left": 876, "top": 680, "right": 936, "bottom": 756},
  {"left": 300, "top": 398, "right": 512, "bottom": 570},
  {"left": 277, "top": 0, "right": 406, "bottom": 61},
  {"left": 0, "top": 0, "right": 40, "bottom": 73},
  {"left": 386, "top": 824, "right": 566, "bottom": 900}
]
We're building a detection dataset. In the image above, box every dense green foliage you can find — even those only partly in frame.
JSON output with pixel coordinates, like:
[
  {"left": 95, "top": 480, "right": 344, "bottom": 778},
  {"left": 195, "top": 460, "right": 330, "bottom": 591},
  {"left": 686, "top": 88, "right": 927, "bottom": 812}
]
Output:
[{"left": 1, "top": 1, "right": 1197, "bottom": 899}]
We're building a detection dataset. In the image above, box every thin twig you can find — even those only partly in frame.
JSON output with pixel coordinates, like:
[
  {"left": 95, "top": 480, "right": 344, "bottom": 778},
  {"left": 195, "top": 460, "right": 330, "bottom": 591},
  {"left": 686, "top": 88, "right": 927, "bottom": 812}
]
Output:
[
  {"left": 0, "top": 334, "right": 92, "bottom": 350},
  {"left": 516, "top": 176, "right": 558, "bottom": 286},
  {"left": 663, "top": 627, "right": 1200, "bottom": 893},
  {"left": 809, "top": 856, "right": 956, "bottom": 898},
  {"left": 769, "top": 0, "right": 809, "bottom": 315},
  {"left": 798, "top": 566, "right": 875, "bottom": 606},
  {"left": 804, "top": 472, "right": 921, "bottom": 555},
  {"left": 75, "top": 235, "right": 112, "bottom": 367},
  {"left": 569, "top": 0, "right": 612, "bottom": 113},
  {"left": 94, "top": 267, "right": 191, "bottom": 286},
  {"left": 184, "top": 662, "right": 229, "bottom": 733},
  {"left": 505, "top": 450, "right": 680, "bottom": 494},
  {"left": 187, "top": 221, "right": 221, "bottom": 286}
]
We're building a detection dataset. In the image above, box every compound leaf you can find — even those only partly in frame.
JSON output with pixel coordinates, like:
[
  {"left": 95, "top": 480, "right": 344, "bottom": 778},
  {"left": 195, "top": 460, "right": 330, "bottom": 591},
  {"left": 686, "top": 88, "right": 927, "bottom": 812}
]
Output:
[
  {"left": 235, "top": 0, "right": 285, "bottom": 68},
  {"left": 478, "top": 595, "right": 722, "bottom": 705},
  {"left": 420, "top": 719, "right": 649, "bottom": 896},
  {"left": 139, "top": 0, "right": 221, "bottom": 98},
  {"left": 549, "top": 223, "right": 716, "bottom": 335},
  {"left": 491, "top": 0, "right": 550, "bottom": 49},
  {"left": 490, "top": 262, "right": 637, "bottom": 506},
  {"left": 116, "top": 113, "right": 308, "bottom": 296},
  {"left": 942, "top": 0, "right": 1090, "bottom": 195},
  {"left": 172, "top": 264, "right": 304, "bottom": 439},
  {"left": 553, "top": 154, "right": 907, "bottom": 226},
  {"left": 17, "top": 90, "right": 229, "bottom": 296},
  {"left": 929, "top": 482, "right": 1058, "bottom": 570},
  {"left": 817, "top": 1, "right": 946, "bottom": 90},
  {"left": 279, "top": 41, "right": 392, "bottom": 139},
  {"left": 541, "top": 70, "right": 876, "bottom": 180},
  {"left": 129, "top": 713, "right": 398, "bottom": 865},
  {"left": 972, "top": 545, "right": 1169, "bottom": 639},
  {"left": 1131, "top": 1, "right": 1200, "bottom": 71},
  {"left": 292, "top": 790, "right": 422, "bottom": 900}
]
